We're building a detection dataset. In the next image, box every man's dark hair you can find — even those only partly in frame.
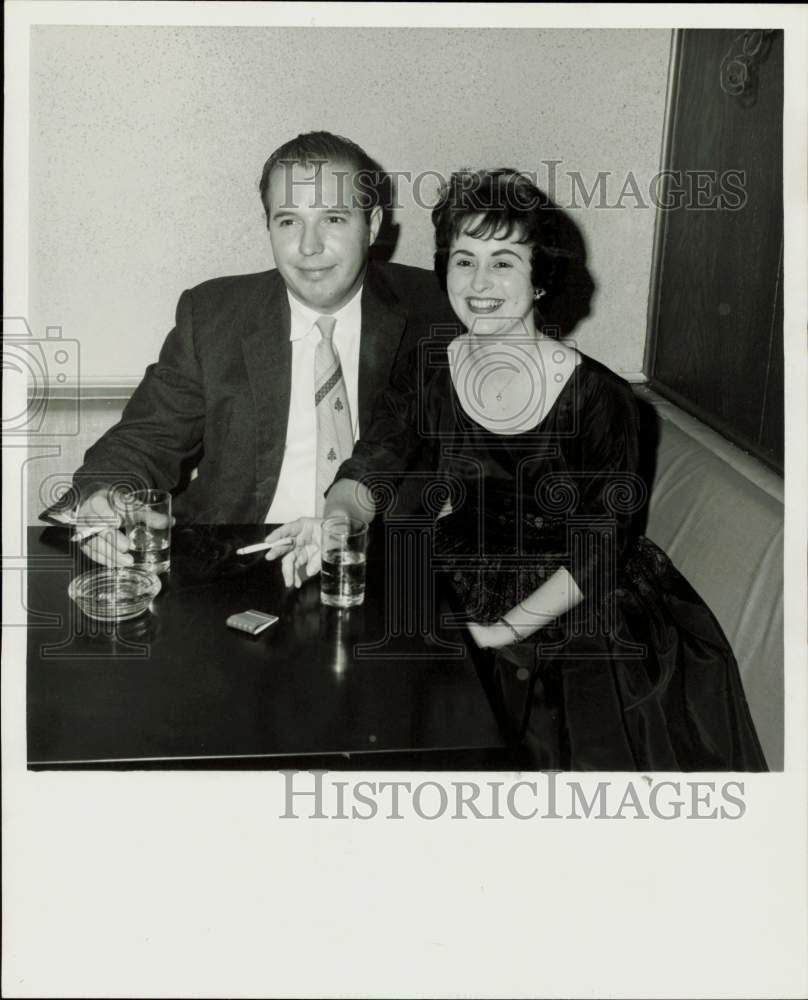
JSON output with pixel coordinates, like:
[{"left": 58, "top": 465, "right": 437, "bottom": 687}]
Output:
[
  {"left": 431, "top": 169, "right": 568, "bottom": 309},
  {"left": 259, "top": 131, "right": 387, "bottom": 225}
]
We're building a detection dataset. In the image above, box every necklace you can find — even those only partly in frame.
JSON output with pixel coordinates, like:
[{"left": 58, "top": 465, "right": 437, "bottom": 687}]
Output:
[
  {"left": 494, "top": 367, "right": 523, "bottom": 405},
  {"left": 467, "top": 339, "right": 542, "bottom": 410},
  {"left": 451, "top": 335, "right": 547, "bottom": 434}
]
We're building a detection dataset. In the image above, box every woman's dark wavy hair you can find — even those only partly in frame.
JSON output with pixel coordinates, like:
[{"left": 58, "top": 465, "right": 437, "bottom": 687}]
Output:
[{"left": 432, "top": 169, "right": 567, "bottom": 317}]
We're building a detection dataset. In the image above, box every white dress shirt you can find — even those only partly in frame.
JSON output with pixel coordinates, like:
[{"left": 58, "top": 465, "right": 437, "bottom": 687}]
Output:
[{"left": 265, "top": 287, "right": 362, "bottom": 522}]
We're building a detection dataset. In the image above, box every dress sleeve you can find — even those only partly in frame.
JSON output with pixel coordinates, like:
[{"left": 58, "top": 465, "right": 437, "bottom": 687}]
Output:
[
  {"left": 560, "top": 372, "right": 641, "bottom": 599},
  {"left": 333, "top": 340, "right": 436, "bottom": 490}
]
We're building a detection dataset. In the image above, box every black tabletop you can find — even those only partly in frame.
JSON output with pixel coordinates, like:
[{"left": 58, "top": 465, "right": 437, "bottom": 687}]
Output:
[{"left": 26, "top": 524, "right": 507, "bottom": 769}]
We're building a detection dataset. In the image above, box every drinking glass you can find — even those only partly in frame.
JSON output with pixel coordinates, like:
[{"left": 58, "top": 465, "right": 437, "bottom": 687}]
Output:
[
  {"left": 320, "top": 516, "right": 368, "bottom": 608},
  {"left": 121, "top": 489, "right": 172, "bottom": 574}
]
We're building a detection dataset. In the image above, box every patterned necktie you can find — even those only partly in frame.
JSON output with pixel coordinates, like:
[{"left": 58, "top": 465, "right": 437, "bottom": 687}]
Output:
[{"left": 314, "top": 315, "right": 354, "bottom": 515}]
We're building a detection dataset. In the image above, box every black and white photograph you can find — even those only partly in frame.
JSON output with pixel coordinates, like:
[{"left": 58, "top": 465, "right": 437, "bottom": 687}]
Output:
[{"left": 3, "top": 2, "right": 806, "bottom": 998}]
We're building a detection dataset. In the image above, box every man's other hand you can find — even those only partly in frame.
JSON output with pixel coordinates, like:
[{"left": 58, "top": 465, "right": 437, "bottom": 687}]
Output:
[{"left": 74, "top": 489, "right": 133, "bottom": 568}]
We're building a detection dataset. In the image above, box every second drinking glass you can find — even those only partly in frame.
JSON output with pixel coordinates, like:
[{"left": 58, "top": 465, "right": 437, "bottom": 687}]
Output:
[{"left": 320, "top": 516, "right": 368, "bottom": 608}]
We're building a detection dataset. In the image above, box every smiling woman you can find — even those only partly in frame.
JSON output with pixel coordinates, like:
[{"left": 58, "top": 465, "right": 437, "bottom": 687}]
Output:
[
  {"left": 433, "top": 168, "right": 566, "bottom": 319},
  {"left": 296, "top": 166, "right": 770, "bottom": 772},
  {"left": 430, "top": 171, "right": 576, "bottom": 436},
  {"left": 447, "top": 234, "right": 536, "bottom": 336}
]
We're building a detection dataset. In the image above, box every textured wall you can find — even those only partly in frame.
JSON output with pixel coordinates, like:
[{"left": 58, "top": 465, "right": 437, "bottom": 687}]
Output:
[{"left": 30, "top": 26, "right": 671, "bottom": 380}]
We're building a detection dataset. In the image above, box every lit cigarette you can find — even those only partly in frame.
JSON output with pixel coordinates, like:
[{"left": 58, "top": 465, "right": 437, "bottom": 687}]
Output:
[
  {"left": 70, "top": 522, "right": 118, "bottom": 543},
  {"left": 236, "top": 538, "right": 295, "bottom": 555}
]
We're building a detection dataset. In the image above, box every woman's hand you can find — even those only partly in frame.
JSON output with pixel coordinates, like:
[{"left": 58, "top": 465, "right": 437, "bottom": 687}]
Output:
[{"left": 264, "top": 517, "right": 323, "bottom": 588}]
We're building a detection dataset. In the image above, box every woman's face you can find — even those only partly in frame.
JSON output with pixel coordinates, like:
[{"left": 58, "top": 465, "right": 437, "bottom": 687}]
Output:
[{"left": 446, "top": 221, "right": 536, "bottom": 338}]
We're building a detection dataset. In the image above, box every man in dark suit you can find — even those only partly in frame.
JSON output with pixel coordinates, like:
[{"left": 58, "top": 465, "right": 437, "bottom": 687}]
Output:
[{"left": 68, "top": 132, "right": 453, "bottom": 566}]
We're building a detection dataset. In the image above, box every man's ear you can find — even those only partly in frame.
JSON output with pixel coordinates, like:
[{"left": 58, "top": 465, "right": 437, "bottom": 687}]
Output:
[{"left": 367, "top": 206, "right": 383, "bottom": 246}]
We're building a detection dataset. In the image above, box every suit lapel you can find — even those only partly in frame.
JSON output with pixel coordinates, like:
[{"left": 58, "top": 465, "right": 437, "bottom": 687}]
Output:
[
  {"left": 238, "top": 265, "right": 405, "bottom": 519},
  {"left": 358, "top": 265, "right": 406, "bottom": 433},
  {"left": 241, "top": 272, "right": 292, "bottom": 519}
]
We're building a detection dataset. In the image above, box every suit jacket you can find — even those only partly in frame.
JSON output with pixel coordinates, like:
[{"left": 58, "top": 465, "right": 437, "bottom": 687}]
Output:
[{"left": 73, "top": 262, "right": 456, "bottom": 522}]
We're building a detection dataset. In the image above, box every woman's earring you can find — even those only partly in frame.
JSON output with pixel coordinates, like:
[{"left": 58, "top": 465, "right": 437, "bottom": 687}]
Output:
[{"left": 533, "top": 288, "right": 546, "bottom": 301}]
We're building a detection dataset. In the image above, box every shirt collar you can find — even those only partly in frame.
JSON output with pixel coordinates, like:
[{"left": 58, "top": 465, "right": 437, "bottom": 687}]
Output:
[{"left": 286, "top": 284, "right": 364, "bottom": 342}]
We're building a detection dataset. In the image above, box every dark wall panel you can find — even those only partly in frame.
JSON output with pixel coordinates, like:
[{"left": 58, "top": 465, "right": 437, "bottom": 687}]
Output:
[
  {"left": 650, "top": 29, "right": 783, "bottom": 471},
  {"left": 760, "top": 241, "right": 784, "bottom": 464}
]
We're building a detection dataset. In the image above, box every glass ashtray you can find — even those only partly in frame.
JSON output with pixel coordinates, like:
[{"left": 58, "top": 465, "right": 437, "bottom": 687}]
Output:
[{"left": 68, "top": 567, "right": 162, "bottom": 621}]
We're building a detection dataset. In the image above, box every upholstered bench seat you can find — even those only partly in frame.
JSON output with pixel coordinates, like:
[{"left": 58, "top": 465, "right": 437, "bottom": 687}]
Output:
[{"left": 635, "top": 386, "right": 784, "bottom": 769}]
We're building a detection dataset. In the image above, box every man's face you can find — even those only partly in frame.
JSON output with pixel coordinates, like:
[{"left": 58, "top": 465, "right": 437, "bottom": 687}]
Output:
[{"left": 267, "top": 160, "right": 382, "bottom": 313}]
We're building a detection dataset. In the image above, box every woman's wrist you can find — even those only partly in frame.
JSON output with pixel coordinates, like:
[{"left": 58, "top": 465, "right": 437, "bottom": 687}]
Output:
[
  {"left": 467, "top": 616, "right": 542, "bottom": 650},
  {"left": 470, "top": 618, "right": 524, "bottom": 650},
  {"left": 497, "top": 617, "right": 523, "bottom": 644}
]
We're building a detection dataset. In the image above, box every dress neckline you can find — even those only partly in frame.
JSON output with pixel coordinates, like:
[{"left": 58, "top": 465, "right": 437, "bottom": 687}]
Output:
[{"left": 448, "top": 345, "right": 586, "bottom": 437}]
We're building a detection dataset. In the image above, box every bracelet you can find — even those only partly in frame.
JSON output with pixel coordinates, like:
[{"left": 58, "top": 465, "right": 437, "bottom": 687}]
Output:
[{"left": 498, "top": 617, "right": 522, "bottom": 644}]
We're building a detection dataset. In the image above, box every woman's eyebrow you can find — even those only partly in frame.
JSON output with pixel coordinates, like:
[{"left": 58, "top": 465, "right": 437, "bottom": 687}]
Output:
[{"left": 489, "top": 248, "right": 524, "bottom": 259}]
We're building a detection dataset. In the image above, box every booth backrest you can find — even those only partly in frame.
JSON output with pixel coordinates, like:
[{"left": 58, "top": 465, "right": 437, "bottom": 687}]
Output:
[{"left": 636, "top": 387, "right": 784, "bottom": 769}]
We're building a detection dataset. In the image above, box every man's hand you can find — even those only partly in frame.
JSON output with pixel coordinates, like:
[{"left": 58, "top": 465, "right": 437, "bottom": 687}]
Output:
[
  {"left": 74, "top": 488, "right": 175, "bottom": 568},
  {"left": 264, "top": 517, "right": 323, "bottom": 588},
  {"left": 74, "top": 489, "right": 133, "bottom": 568}
]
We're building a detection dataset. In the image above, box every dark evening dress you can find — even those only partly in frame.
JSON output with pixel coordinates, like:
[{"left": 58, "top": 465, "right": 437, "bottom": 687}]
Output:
[{"left": 336, "top": 345, "right": 768, "bottom": 771}]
